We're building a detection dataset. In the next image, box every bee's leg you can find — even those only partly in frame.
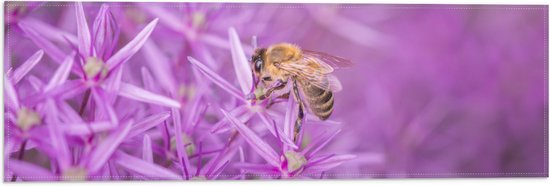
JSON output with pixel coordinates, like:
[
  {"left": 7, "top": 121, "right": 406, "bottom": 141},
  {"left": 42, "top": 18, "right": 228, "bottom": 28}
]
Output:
[
  {"left": 292, "top": 79, "right": 305, "bottom": 143},
  {"left": 266, "top": 92, "right": 290, "bottom": 109},
  {"left": 258, "top": 80, "right": 286, "bottom": 100}
]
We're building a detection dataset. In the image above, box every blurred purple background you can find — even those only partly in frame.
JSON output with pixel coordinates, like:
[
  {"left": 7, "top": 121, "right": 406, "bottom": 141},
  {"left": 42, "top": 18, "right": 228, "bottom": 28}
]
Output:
[{"left": 4, "top": 2, "right": 548, "bottom": 180}]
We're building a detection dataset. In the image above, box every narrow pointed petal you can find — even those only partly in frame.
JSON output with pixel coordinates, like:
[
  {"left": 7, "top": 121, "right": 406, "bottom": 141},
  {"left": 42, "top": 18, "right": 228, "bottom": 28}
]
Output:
[
  {"left": 188, "top": 56, "right": 245, "bottom": 102},
  {"left": 24, "top": 18, "right": 78, "bottom": 45},
  {"left": 115, "top": 151, "right": 181, "bottom": 180},
  {"left": 75, "top": 2, "right": 92, "bottom": 56},
  {"left": 44, "top": 100, "right": 71, "bottom": 171},
  {"left": 92, "top": 4, "right": 110, "bottom": 58},
  {"left": 11, "top": 50, "right": 44, "bottom": 84},
  {"left": 118, "top": 82, "right": 181, "bottom": 108},
  {"left": 304, "top": 154, "right": 356, "bottom": 174},
  {"left": 63, "top": 121, "right": 114, "bottom": 136},
  {"left": 91, "top": 88, "right": 118, "bottom": 125},
  {"left": 221, "top": 109, "right": 280, "bottom": 167},
  {"left": 142, "top": 41, "right": 177, "bottom": 93},
  {"left": 7, "top": 159, "right": 57, "bottom": 181},
  {"left": 128, "top": 111, "right": 171, "bottom": 138},
  {"left": 233, "top": 162, "right": 279, "bottom": 175},
  {"left": 257, "top": 112, "right": 297, "bottom": 149},
  {"left": 44, "top": 53, "right": 75, "bottom": 92},
  {"left": 104, "top": 64, "right": 123, "bottom": 92},
  {"left": 171, "top": 108, "right": 191, "bottom": 179},
  {"left": 4, "top": 78, "right": 20, "bottom": 110},
  {"left": 85, "top": 120, "right": 133, "bottom": 173},
  {"left": 138, "top": 4, "right": 189, "bottom": 34},
  {"left": 106, "top": 18, "right": 159, "bottom": 70},
  {"left": 142, "top": 134, "right": 153, "bottom": 162},
  {"left": 302, "top": 129, "right": 341, "bottom": 158},
  {"left": 18, "top": 21, "right": 66, "bottom": 62},
  {"left": 228, "top": 27, "right": 253, "bottom": 94}
]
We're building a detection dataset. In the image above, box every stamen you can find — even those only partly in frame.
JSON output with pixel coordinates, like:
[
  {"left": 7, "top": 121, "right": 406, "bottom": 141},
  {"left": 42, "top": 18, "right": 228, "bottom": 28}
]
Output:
[
  {"left": 84, "top": 57, "right": 108, "bottom": 80},
  {"left": 16, "top": 107, "right": 41, "bottom": 131},
  {"left": 62, "top": 167, "right": 87, "bottom": 181}
]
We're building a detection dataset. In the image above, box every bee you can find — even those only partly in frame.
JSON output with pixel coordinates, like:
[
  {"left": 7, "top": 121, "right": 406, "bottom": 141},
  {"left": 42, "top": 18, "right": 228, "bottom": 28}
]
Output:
[{"left": 249, "top": 43, "right": 352, "bottom": 141}]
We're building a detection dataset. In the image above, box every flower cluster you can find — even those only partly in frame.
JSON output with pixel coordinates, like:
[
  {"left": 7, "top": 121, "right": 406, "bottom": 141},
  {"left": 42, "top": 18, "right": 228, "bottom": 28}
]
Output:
[{"left": 4, "top": 2, "right": 357, "bottom": 181}]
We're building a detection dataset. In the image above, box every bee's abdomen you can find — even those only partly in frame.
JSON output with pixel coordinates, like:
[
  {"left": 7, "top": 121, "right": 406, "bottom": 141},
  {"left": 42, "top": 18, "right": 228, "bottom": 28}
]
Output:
[{"left": 303, "top": 84, "right": 334, "bottom": 120}]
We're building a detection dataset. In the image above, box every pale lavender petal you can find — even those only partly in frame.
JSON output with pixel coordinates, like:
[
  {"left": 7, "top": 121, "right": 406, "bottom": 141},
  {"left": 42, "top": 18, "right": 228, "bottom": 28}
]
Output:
[
  {"left": 115, "top": 151, "right": 182, "bottom": 180},
  {"left": 7, "top": 159, "right": 57, "bottom": 181},
  {"left": 26, "top": 75, "right": 44, "bottom": 91},
  {"left": 304, "top": 154, "right": 356, "bottom": 174},
  {"left": 228, "top": 27, "right": 253, "bottom": 94},
  {"left": 75, "top": 2, "right": 92, "bottom": 56},
  {"left": 142, "top": 134, "right": 153, "bottom": 162},
  {"left": 91, "top": 88, "right": 118, "bottom": 125},
  {"left": 11, "top": 50, "right": 43, "bottom": 84},
  {"left": 18, "top": 21, "right": 66, "bottom": 62},
  {"left": 63, "top": 121, "right": 114, "bottom": 136},
  {"left": 118, "top": 82, "right": 181, "bottom": 108},
  {"left": 92, "top": 4, "right": 109, "bottom": 57},
  {"left": 44, "top": 53, "right": 75, "bottom": 92},
  {"left": 104, "top": 64, "right": 123, "bottom": 92},
  {"left": 221, "top": 109, "right": 280, "bottom": 167},
  {"left": 302, "top": 129, "right": 341, "bottom": 159},
  {"left": 233, "top": 163, "right": 279, "bottom": 175},
  {"left": 44, "top": 100, "right": 71, "bottom": 171},
  {"left": 142, "top": 40, "right": 177, "bottom": 93},
  {"left": 257, "top": 112, "right": 297, "bottom": 149},
  {"left": 171, "top": 108, "right": 191, "bottom": 179},
  {"left": 188, "top": 56, "right": 245, "bottom": 102},
  {"left": 4, "top": 78, "right": 20, "bottom": 110},
  {"left": 127, "top": 111, "right": 171, "bottom": 138},
  {"left": 85, "top": 120, "right": 133, "bottom": 173},
  {"left": 106, "top": 18, "right": 159, "bottom": 70},
  {"left": 138, "top": 4, "right": 190, "bottom": 34},
  {"left": 24, "top": 18, "right": 78, "bottom": 45}
]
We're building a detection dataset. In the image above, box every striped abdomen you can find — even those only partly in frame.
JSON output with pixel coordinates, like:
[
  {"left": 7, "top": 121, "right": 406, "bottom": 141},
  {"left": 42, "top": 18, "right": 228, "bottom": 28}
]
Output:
[{"left": 301, "top": 82, "right": 334, "bottom": 120}]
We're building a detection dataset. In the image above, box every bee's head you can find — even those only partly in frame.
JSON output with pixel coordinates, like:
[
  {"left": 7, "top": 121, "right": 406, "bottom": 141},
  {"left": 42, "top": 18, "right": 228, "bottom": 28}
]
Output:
[{"left": 251, "top": 48, "right": 266, "bottom": 74}]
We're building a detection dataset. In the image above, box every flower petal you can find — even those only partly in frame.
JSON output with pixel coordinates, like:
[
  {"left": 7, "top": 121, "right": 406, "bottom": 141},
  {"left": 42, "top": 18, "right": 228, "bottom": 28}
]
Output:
[
  {"left": 303, "top": 154, "right": 356, "bottom": 174},
  {"left": 63, "top": 121, "right": 114, "bottom": 136},
  {"left": 44, "top": 100, "right": 71, "bottom": 171},
  {"left": 127, "top": 111, "right": 171, "bottom": 139},
  {"left": 91, "top": 88, "right": 118, "bottom": 125},
  {"left": 75, "top": 2, "right": 92, "bottom": 56},
  {"left": 85, "top": 120, "right": 133, "bottom": 173},
  {"left": 118, "top": 82, "right": 181, "bottom": 108},
  {"left": 7, "top": 159, "right": 57, "bottom": 181},
  {"left": 18, "top": 21, "right": 66, "bottom": 62},
  {"left": 11, "top": 50, "right": 44, "bottom": 84},
  {"left": 142, "top": 40, "right": 177, "bottom": 93},
  {"left": 24, "top": 18, "right": 78, "bottom": 45},
  {"left": 221, "top": 108, "right": 280, "bottom": 167},
  {"left": 115, "top": 151, "right": 181, "bottom": 180},
  {"left": 188, "top": 56, "right": 245, "bottom": 102},
  {"left": 302, "top": 129, "right": 341, "bottom": 158},
  {"left": 257, "top": 112, "right": 297, "bottom": 149},
  {"left": 142, "top": 134, "right": 153, "bottom": 162},
  {"left": 171, "top": 108, "right": 191, "bottom": 179},
  {"left": 228, "top": 27, "right": 253, "bottom": 94},
  {"left": 44, "top": 52, "right": 75, "bottom": 92},
  {"left": 4, "top": 77, "right": 20, "bottom": 110},
  {"left": 106, "top": 18, "right": 159, "bottom": 70}
]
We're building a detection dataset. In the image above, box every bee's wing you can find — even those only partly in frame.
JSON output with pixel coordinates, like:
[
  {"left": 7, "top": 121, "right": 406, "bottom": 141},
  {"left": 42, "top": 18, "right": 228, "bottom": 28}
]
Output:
[
  {"left": 302, "top": 50, "right": 353, "bottom": 69},
  {"left": 277, "top": 57, "right": 343, "bottom": 92}
]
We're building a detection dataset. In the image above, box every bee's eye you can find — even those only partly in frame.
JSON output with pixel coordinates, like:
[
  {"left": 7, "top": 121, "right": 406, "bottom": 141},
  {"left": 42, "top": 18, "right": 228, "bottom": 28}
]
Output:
[{"left": 254, "top": 60, "right": 263, "bottom": 72}]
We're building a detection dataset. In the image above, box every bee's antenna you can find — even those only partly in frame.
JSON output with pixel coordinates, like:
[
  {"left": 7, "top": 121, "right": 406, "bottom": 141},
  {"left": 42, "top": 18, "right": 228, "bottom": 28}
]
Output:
[{"left": 252, "top": 36, "right": 258, "bottom": 49}]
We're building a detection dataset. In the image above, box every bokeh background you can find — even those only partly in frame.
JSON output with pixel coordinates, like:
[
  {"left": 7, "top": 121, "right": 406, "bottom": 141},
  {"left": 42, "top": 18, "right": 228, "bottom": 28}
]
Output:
[{"left": 4, "top": 2, "right": 548, "bottom": 179}]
